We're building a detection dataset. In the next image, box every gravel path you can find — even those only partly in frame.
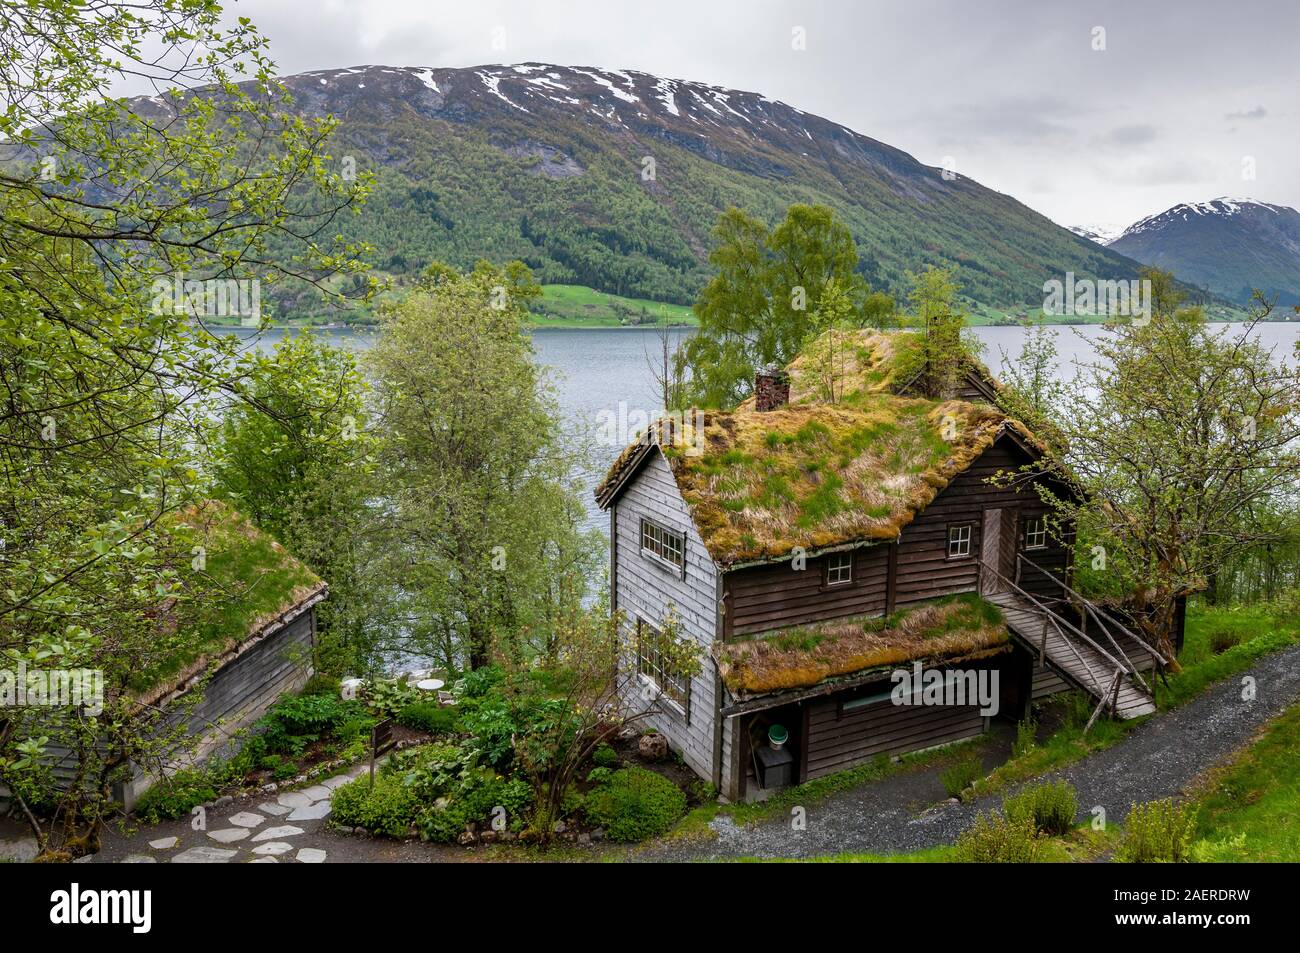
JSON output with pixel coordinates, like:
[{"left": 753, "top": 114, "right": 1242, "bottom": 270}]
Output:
[{"left": 641, "top": 644, "right": 1300, "bottom": 861}]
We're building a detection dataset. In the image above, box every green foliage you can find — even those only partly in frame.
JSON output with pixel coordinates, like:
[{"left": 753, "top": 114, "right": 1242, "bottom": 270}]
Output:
[
  {"left": 1003, "top": 781, "right": 1078, "bottom": 836},
  {"left": 584, "top": 766, "right": 687, "bottom": 843},
  {"left": 939, "top": 756, "right": 982, "bottom": 798},
  {"left": 954, "top": 812, "right": 1042, "bottom": 863},
  {"left": 332, "top": 775, "right": 420, "bottom": 838},
  {"left": 1047, "top": 279, "right": 1300, "bottom": 654},
  {"left": 367, "top": 261, "right": 602, "bottom": 670},
  {"left": 0, "top": 0, "right": 370, "bottom": 854},
  {"left": 1116, "top": 799, "right": 1198, "bottom": 863},
  {"left": 1013, "top": 717, "right": 1039, "bottom": 758},
  {"left": 133, "top": 769, "right": 219, "bottom": 824},
  {"left": 591, "top": 744, "right": 620, "bottom": 768},
  {"left": 396, "top": 703, "right": 462, "bottom": 735}
]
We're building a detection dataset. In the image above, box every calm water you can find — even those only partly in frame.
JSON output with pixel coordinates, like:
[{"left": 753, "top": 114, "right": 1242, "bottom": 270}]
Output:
[{"left": 220, "top": 323, "right": 1300, "bottom": 533}]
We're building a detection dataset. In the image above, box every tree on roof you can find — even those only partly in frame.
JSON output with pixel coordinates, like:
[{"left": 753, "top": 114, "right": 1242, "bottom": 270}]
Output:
[{"left": 677, "top": 204, "right": 894, "bottom": 409}]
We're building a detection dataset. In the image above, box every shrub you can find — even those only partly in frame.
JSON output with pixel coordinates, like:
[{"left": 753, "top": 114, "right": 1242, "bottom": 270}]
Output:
[
  {"left": 416, "top": 773, "right": 532, "bottom": 843},
  {"left": 459, "top": 697, "right": 520, "bottom": 768},
  {"left": 940, "top": 756, "right": 982, "bottom": 798},
  {"left": 1189, "top": 832, "right": 1247, "bottom": 863},
  {"left": 396, "top": 702, "right": 461, "bottom": 735},
  {"left": 457, "top": 665, "right": 505, "bottom": 699},
  {"left": 954, "top": 812, "right": 1041, "bottom": 863},
  {"left": 133, "top": 769, "right": 218, "bottom": 823},
  {"left": 584, "top": 766, "right": 686, "bottom": 843},
  {"left": 300, "top": 673, "right": 340, "bottom": 697},
  {"left": 1209, "top": 629, "right": 1242, "bottom": 655},
  {"left": 1115, "top": 799, "right": 1198, "bottom": 863},
  {"left": 1003, "top": 780, "right": 1077, "bottom": 836},
  {"left": 1012, "top": 717, "right": 1038, "bottom": 758},
  {"left": 331, "top": 775, "right": 420, "bottom": 838},
  {"left": 592, "top": 743, "right": 620, "bottom": 768},
  {"left": 586, "top": 766, "right": 613, "bottom": 785}
]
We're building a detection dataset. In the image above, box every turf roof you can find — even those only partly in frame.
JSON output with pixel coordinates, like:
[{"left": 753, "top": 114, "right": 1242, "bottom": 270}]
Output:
[
  {"left": 133, "top": 501, "right": 325, "bottom": 700},
  {"left": 714, "top": 594, "right": 1010, "bottom": 699},
  {"left": 596, "top": 329, "right": 1045, "bottom": 566}
]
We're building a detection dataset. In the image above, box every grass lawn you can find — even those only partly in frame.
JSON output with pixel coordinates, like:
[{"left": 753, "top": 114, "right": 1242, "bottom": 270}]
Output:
[
  {"left": 966, "top": 598, "right": 1300, "bottom": 800},
  {"left": 1190, "top": 702, "right": 1300, "bottom": 861},
  {"left": 530, "top": 284, "right": 696, "bottom": 327}
]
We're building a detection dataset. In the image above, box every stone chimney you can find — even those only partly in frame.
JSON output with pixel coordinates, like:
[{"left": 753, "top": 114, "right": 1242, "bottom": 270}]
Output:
[{"left": 754, "top": 364, "right": 790, "bottom": 412}]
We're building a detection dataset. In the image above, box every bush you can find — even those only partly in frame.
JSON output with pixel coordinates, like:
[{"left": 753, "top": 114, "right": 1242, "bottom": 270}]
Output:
[
  {"left": 331, "top": 775, "right": 420, "bottom": 838},
  {"left": 1012, "top": 717, "right": 1038, "bottom": 758},
  {"left": 584, "top": 766, "right": 686, "bottom": 843},
  {"left": 586, "top": 766, "right": 613, "bottom": 785},
  {"left": 592, "top": 743, "right": 620, "bottom": 768},
  {"left": 416, "top": 773, "right": 532, "bottom": 843},
  {"left": 396, "top": 702, "right": 461, "bottom": 735},
  {"left": 1003, "top": 780, "right": 1077, "bottom": 836},
  {"left": 459, "top": 697, "right": 520, "bottom": 768},
  {"left": 300, "top": 673, "right": 340, "bottom": 697},
  {"left": 133, "top": 769, "right": 218, "bottom": 823},
  {"left": 954, "top": 812, "right": 1041, "bottom": 863},
  {"left": 1115, "top": 799, "right": 1198, "bottom": 863},
  {"left": 1209, "top": 629, "right": 1242, "bottom": 655},
  {"left": 940, "top": 756, "right": 982, "bottom": 798}
]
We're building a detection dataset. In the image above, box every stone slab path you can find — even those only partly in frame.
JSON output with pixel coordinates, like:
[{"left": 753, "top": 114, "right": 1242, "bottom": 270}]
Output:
[{"left": 78, "top": 762, "right": 463, "bottom": 864}]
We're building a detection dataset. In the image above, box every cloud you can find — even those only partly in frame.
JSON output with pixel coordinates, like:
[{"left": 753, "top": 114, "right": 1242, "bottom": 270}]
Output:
[
  {"left": 1224, "top": 105, "right": 1267, "bottom": 120},
  {"left": 1103, "top": 124, "right": 1158, "bottom": 146}
]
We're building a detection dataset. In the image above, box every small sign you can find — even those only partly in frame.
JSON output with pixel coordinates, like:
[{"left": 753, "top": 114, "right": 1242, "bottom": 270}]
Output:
[{"left": 369, "top": 717, "right": 397, "bottom": 786}]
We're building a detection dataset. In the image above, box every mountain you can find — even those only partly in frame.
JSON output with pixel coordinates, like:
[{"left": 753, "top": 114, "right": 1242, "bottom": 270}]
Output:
[
  {"left": 1109, "top": 198, "right": 1300, "bottom": 306},
  {"left": 1066, "top": 224, "right": 1123, "bottom": 246},
  {"left": 141, "top": 64, "right": 1154, "bottom": 314}
]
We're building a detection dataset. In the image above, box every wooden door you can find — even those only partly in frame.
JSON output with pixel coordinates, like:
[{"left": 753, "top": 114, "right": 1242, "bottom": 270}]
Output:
[{"left": 980, "top": 508, "right": 1006, "bottom": 594}]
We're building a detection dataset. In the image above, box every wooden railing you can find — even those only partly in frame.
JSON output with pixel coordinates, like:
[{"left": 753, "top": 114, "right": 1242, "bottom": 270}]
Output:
[{"left": 979, "top": 557, "right": 1153, "bottom": 724}]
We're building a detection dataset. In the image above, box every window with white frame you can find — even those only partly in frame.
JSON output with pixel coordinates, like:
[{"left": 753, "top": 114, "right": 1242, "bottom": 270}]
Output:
[
  {"left": 636, "top": 618, "right": 690, "bottom": 711},
  {"left": 826, "top": 551, "right": 853, "bottom": 586},
  {"left": 948, "top": 523, "right": 972, "bottom": 558},
  {"left": 640, "top": 517, "right": 685, "bottom": 575},
  {"left": 1024, "top": 515, "right": 1048, "bottom": 550}
]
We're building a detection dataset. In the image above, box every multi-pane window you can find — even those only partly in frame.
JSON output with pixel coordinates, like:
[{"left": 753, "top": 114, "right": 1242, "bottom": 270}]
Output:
[
  {"left": 1024, "top": 515, "right": 1048, "bottom": 550},
  {"left": 948, "top": 523, "right": 972, "bottom": 558},
  {"left": 826, "top": 551, "right": 853, "bottom": 586},
  {"left": 636, "top": 619, "right": 690, "bottom": 711},
  {"left": 640, "top": 518, "right": 685, "bottom": 574}
]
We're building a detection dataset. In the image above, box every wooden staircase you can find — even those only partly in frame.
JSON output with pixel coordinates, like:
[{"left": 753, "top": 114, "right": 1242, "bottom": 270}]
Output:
[{"left": 984, "top": 556, "right": 1171, "bottom": 724}]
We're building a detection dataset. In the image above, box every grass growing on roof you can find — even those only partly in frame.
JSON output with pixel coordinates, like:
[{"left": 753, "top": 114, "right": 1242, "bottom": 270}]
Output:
[
  {"left": 663, "top": 397, "right": 1025, "bottom": 564},
  {"left": 715, "top": 593, "right": 1008, "bottom": 696},
  {"left": 131, "top": 501, "right": 322, "bottom": 695}
]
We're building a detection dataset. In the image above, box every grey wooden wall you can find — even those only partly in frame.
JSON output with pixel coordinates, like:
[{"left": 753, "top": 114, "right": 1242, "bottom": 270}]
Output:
[{"left": 612, "top": 449, "right": 720, "bottom": 782}]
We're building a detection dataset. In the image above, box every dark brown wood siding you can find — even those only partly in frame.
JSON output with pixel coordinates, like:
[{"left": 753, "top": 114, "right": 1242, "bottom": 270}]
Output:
[
  {"left": 727, "top": 545, "right": 890, "bottom": 637},
  {"left": 803, "top": 684, "right": 986, "bottom": 780},
  {"left": 895, "top": 437, "right": 1073, "bottom": 608}
]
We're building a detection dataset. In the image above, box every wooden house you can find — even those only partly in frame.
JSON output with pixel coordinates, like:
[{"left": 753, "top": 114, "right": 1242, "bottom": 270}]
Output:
[
  {"left": 596, "top": 330, "right": 1172, "bottom": 801},
  {"left": 4, "top": 502, "right": 326, "bottom": 811}
]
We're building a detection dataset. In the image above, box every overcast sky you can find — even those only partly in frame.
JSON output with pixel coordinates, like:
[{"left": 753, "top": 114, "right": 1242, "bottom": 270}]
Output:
[{"left": 217, "top": 0, "right": 1298, "bottom": 230}]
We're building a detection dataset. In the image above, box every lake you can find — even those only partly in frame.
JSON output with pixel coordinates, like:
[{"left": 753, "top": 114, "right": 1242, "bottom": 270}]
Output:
[{"left": 221, "top": 322, "right": 1300, "bottom": 533}]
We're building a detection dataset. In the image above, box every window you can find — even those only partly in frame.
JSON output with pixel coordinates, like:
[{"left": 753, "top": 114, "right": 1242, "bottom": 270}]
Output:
[
  {"left": 948, "top": 523, "right": 972, "bottom": 558},
  {"left": 1024, "top": 515, "right": 1048, "bottom": 550},
  {"left": 640, "top": 517, "right": 685, "bottom": 575},
  {"left": 636, "top": 619, "right": 691, "bottom": 712},
  {"left": 825, "top": 551, "right": 853, "bottom": 586}
]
